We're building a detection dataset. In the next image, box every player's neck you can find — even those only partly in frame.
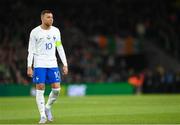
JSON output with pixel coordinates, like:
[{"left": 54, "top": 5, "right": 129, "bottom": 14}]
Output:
[{"left": 40, "top": 24, "right": 51, "bottom": 30}]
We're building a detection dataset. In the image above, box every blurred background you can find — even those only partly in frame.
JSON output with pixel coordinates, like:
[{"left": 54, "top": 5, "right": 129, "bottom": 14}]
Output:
[{"left": 0, "top": 0, "right": 180, "bottom": 96}]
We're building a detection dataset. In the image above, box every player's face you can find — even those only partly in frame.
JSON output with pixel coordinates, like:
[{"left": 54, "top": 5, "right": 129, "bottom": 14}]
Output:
[{"left": 41, "top": 13, "right": 53, "bottom": 27}]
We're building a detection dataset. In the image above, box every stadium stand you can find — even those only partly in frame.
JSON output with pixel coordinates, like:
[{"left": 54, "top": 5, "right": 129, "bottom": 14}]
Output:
[{"left": 0, "top": 0, "right": 179, "bottom": 93}]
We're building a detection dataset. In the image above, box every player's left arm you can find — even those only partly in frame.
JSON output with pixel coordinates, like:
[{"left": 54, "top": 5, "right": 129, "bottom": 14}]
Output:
[{"left": 56, "top": 29, "right": 68, "bottom": 75}]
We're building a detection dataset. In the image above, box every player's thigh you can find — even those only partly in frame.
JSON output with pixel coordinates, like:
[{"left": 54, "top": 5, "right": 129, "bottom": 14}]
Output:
[
  {"left": 33, "top": 68, "right": 46, "bottom": 90},
  {"left": 47, "top": 68, "right": 61, "bottom": 86}
]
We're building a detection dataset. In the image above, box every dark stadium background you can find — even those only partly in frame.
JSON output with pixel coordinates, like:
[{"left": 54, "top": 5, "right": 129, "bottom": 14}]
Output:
[{"left": 0, "top": 0, "right": 180, "bottom": 95}]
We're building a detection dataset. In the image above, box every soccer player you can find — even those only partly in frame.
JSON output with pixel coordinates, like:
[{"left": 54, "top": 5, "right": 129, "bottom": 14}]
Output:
[{"left": 27, "top": 10, "right": 68, "bottom": 124}]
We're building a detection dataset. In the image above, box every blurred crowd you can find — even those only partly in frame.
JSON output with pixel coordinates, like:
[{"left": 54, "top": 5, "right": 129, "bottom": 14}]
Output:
[{"left": 0, "top": 0, "right": 180, "bottom": 93}]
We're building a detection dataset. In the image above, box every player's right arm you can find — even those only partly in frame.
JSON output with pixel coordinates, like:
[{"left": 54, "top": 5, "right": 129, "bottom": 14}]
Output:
[{"left": 27, "top": 30, "right": 35, "bottom": 77}]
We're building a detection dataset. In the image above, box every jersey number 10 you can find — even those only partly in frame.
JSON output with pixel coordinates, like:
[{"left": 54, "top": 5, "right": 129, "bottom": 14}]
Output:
[{"left": 45, "top": 43, "right": 52, "bottom": 50}]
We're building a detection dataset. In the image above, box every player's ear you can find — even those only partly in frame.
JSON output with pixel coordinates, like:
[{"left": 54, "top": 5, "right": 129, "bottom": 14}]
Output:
[
  {"left": 41, "top": 15, "right": 43, "bottom": 21},
  {"left": 41, "top": 14, "right": 44, "bottom": 22}
]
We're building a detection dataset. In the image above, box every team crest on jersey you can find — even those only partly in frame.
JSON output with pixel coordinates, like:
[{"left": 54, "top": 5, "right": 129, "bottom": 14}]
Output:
[{"left": 53, "top": 36, "right": 56, "bottom": 41}]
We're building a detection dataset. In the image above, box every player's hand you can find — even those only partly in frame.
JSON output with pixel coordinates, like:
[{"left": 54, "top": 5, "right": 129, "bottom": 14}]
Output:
[
  {"left": 62, "top": 65, "right": 68, "bottom": 75},
  {"left": 27, "top": 67, "right": 33, "bottom": 77}
]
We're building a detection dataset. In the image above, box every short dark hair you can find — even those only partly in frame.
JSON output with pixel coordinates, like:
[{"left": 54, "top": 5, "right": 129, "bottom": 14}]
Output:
[{"left": 41, "top": 10, "right": 53, "bottom": 16}]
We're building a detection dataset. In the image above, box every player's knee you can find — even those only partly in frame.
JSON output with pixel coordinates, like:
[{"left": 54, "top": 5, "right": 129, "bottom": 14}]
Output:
[{"left": 36, "top": 84, "right": 45, "bottom": 90}]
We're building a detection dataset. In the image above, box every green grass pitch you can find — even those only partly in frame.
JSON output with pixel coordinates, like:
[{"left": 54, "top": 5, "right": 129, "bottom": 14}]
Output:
[{"left": 0, "top": 94, "right": 180, "bottom": 124}]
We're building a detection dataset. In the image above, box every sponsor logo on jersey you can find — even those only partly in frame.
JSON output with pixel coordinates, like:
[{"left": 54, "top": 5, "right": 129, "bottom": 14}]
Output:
[
  {"left": 47, "top": 35, "right": 51, "bottom": 40},
  {"left": 36, "top": 76, "right": 39, "bottom": 81}
]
